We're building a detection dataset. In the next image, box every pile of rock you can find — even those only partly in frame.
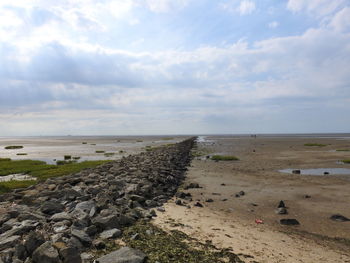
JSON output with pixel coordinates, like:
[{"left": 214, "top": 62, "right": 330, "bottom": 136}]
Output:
[{"left": 0, "top": 138, "right": 195, "bottom": 263}]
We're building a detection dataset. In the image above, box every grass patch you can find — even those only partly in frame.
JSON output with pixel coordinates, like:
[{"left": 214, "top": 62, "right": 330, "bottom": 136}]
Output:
[
  {"left": 16, "top": 153, "right": 28, "bottom": 156},
  {"left": 304, "top": 143, "right": 327, "bottom": 147},
  {"left": 0, "top": 159, "right": 109, "bottom": 192},
  {"left": 161, "top": 137, "right": 174, "bottom": 140},
  {"left": 96, "top": 150, "right": 105, "bottom": 153},
  {"left": 336, "top": 149, "right": 350, "bottom": 152},
  {"left": 342, "top": 160, "right": 350, "bottom": 164},
  {"left": 4, "top": 145, "right": 23, "bottom": 149},
  {"left": 73, "top": 156, "right": 81, "bottom": 160},
  {"left": 82, "top": 142, "right": 87, "bottom": 144},
  {"left": 64, "top": 155, "right": 72, "bottom": 160},
  {"left": 92, "top": 221, "right": 244, "bottom": 263},
  {"left": 211, "top": 155, "right": 239, "bottom": 161},
  {"left": 104, "top": 152, "right": 115, "bottom": 157},
  {"left": 0, "top": 180, "right": 37, "bottom": 194}
]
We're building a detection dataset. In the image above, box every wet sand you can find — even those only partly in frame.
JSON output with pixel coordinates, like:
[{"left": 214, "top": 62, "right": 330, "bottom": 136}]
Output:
[
  {"left": 0, "top": 136, "right": 187, "bottom": 164},
  {"left": 154, "top": 135, "right": 350, "bottom": 263}
]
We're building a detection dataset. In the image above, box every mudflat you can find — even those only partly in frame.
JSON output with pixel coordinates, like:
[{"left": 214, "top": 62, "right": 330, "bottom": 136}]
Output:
[{"left": 154, "top": 135, "right": 350, "bottom": 263}]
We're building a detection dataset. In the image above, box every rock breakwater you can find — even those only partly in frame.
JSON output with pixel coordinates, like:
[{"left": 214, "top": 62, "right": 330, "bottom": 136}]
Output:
[{"left": 0, "top": 137, "right": 195, "bottom": 263}]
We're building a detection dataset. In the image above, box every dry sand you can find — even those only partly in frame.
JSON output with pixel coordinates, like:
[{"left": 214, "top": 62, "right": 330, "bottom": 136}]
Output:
[{"left": 154, "top": 135, "right": 350, "bottom": 263}]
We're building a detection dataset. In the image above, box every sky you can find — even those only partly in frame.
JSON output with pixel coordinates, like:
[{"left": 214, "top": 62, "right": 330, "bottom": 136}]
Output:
[{"left": 0, "top": 0, "right": 350, "bottom": 135}]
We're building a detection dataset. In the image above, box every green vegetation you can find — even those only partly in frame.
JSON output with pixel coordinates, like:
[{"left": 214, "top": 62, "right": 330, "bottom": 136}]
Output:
[
  {"left": 342, "top": 160, "right": 350, "bottom": 164},
  {"left": 161, "top": 137, "right": 174, "bottom": 140},
  {"left": 82, "top": 142, "right": 87, "bottom": 144},
  {"left": 104, "top": 152, "right": 115, "bottom": 157},
  {"left": 96, "top": 150, "right": 105, "bottom": 153},
  {"left": 304, "top": 143, "right": 327, "bottom": 147},
  {"left": 211, "top": 155, "right": 239, "bottom": 161},
  {"left": 92, "top": 221, "right": 243, "bottom": 262},
  {"left": 64, "top": 155, "right": 72, "bottom": 160},
  {"left": 4, "top": 145, "right": 23, "bottom": 149},
  {"left": 91, "top": 143, "right": 96, "bottom": 145},
  {"left": 136, "top": 140, "right": 143, "bottom": 142},
  {"left": 121, "top": 221, "right": 243, "bottom": 263},
  {"left": 16, "top": 153, "right": 28, "bottom": 155},
  {"left": 336, "top": 149, "right": 350, "bottom": 152},
  {"left": 0, "top": 158, "right": 109, "bottom": 193},
  {"left": 0, "top": 180, "right": 37, "bottom": 194},
  {"left": 119, "top": 150, "right": 124, "bottom": 153},
  {"left": 73, "top": 156, "right": 81, "bottom": 160}
]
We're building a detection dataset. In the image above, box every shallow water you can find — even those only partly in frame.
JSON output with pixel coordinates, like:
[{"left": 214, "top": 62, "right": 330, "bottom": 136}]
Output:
[
  {"left": 0, "top": 174, "right": 37, "bottom": 182},
  {"left": 0, "top": 136, "right": 187, "bottom": 164},
  {"left": 279, "top": 168, "right": 350, "bottom": 176}
]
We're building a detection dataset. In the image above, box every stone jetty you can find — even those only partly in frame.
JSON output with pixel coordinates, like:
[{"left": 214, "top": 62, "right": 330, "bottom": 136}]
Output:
[{"left": 0, "top": 137, "right": 195, "bottom": 263}]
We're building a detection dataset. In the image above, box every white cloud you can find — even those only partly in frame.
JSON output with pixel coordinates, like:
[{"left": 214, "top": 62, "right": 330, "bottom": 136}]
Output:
[
  {"left": 268, "top": 21, "right": 279, "bottom": 28},
  {"left": 238, "top": 0, "right": 256, "bottom": 15},
  {"left": 330, "top": 7, "right": 350, "bottom": 32},
  {"left": 144, "top": 0, "right": 190, "bottom": 13},
  {"left": 287, "top": 0, "right": 346, "bottom": 16}
]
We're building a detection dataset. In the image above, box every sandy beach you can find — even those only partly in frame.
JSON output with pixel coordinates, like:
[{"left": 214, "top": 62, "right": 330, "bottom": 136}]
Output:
[{"left": 154, "top": 135, "right": 350, "bottom": 262}]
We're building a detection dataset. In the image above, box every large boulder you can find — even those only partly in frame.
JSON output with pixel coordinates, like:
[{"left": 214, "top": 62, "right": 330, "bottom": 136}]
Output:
[{"left": 95, "top": 247, "right": 146, "bottom": 263}]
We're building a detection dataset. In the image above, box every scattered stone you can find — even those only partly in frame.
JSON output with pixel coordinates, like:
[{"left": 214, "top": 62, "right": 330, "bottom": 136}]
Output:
[
  {"left": 184, "top": 183, "right": 200, "bottom": 190},
  {"left": 278, "top": 200, "right": 286, "bottom": 208},
  {"left": 304, "top": 195, "right": 311, "bottom": 199},
  {"left": 156, "top": 207, "right": 165, "bottom": 212},
  {"left": 175, "top": 199, "right": 182, "bottom": 206},
  {"left": 280, "top": 219, "right": 300, "bottom": 225},
  {"left": 276, "top": 207, "right": 288, "bottom": 215},
  {"left": 238, "top": 191, "right": 245, "bottom": 196},
  {"left": 95, "top": 247, "right": 146, "bottom": 263},
  {"left": 330, "top": 214, "right": 350, "bottom": 222},
  {"left": 292, "top": 170, "right": 301, "bottom": 174},
  {"left": 194, "top": 202, "right": 203, "bottom": 207},
  {"left": 324, "top": 172, "right": 329, "bottom": 175},
  {"left": 205, "top": 198, "right": 214, "bottom": 203}
]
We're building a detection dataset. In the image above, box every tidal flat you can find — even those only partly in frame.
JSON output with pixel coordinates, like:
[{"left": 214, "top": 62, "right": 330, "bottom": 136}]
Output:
[
  {"left": 155, "top": 134, "right": 350, "bottom": 263},
  {"left": 0, "top": 135, "right": 186, "bottom": 164}
]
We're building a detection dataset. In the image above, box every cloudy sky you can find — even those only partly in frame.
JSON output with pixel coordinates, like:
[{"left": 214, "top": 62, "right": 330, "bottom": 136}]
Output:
[{"left": 0, "top": 0, "right": 349, "bottom": 135}]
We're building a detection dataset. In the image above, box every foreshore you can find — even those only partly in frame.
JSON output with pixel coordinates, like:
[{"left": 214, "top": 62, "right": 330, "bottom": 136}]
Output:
[{"left": 155, "top": 135, "right": 350, "bottom": 262}]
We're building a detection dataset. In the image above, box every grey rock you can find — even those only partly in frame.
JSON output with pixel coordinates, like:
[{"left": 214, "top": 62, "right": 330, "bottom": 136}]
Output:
[
  {"left": 99, "top": 229, "right": 122, "bottom": 239},
  {"left": 24, "top": 232, "right": 45, "bottom": 255},
  {"left": 74, "top": 201, "right": 96, "bottom": 214},
  {"left": 275, "top": 207, "right": 288, "bottom": 215},
  {"left": 71, "top": 229, "right": 92, "bottom": 246},
  {"left": 0, "top": 235, "right": 21, "bottom": 250},
  {"left": 40, "top": 201, "right": 65, "bottom": 215},
  {"left": 50, "top": 212, "right": 72, "bottom": 222},
  {"left": 59, "top": 246, "right": 82, "bottom": 263},
  {"left": 32, "top": 242, "right": 60, "bottom": 263},
  {"left": 14, "top": 244, "right": 27, "bottom": 260},
  {"left": 280, "top": 219, "right": 300, "bottom": 225},
  {"left": 330, "top": 214, "right": 350, "bottom": 222},
  {"left": 95, "top": 247, "right": 146, "bottom": 263}
]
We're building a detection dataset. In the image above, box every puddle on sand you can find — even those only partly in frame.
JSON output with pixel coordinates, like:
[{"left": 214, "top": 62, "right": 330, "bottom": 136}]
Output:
[
  {"left": 279, "top": 168, "right": 350, "bottom": 176},
  {"left": 0, "top": 174, "right": 37, "bottom": 182}
]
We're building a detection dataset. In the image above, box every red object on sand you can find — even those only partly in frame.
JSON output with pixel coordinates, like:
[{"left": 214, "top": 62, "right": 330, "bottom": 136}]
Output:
[{"left": 255, "top": 219, "right": 264, "bottom": 224}]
